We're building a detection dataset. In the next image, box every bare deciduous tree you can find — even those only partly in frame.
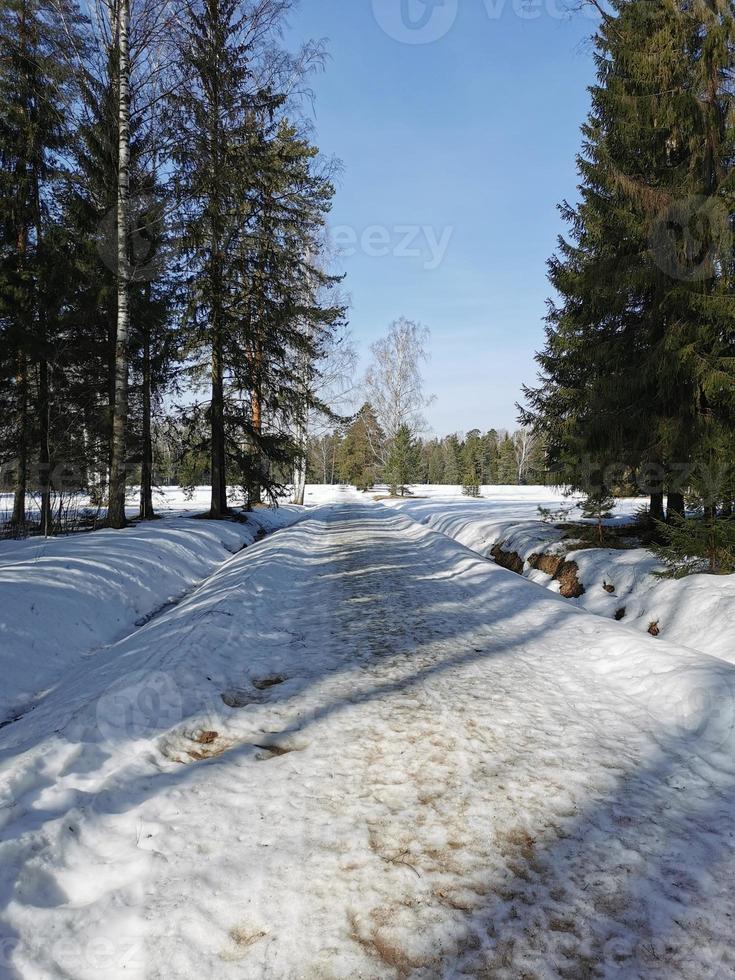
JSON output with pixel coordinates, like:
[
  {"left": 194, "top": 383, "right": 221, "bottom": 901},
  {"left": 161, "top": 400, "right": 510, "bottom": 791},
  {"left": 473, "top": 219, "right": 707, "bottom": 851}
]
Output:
[
  {"left": 513, "top": 428, "right": 538, "bottom": 485},
  {"left": 364, "top": 317, "right": 433, "bottom": 463}
]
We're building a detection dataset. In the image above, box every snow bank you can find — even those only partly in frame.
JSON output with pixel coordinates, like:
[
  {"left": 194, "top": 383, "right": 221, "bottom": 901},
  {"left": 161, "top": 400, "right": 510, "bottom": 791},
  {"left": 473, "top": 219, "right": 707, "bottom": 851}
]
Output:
[
  {"left": 384, "top": 489, "right": 735, "bottom": 666},
  {"left": 0, "top": 507, "right": 300, "bottom": 722},
  {"left": 427, "top": 513, "right": 566, "bottom": 562},
  {"left": 624, "top": 573, "right": 735, "bottom": 661}
]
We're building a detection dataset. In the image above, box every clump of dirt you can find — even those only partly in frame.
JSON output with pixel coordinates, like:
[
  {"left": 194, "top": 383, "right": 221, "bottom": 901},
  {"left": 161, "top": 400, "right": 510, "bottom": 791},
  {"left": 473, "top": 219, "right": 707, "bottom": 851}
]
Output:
[
  {"left": 220, "top": 924, "right": 268, "bottom": 962},
  {"left": 253, "top": 743, "right": 292, "bottom": 760},
  {"left": 490, "top": 545, "right": 525, "bottom": 575},
  {"left": 492, "top": 547, "right": 585, "bottom": 598},
  {"left": 194, "top": 730, "right": 218, "bottom": 744},
  {"left": 529, "top": 553, "right": 564, "bottom": 578},
  {"left": 186, "top": 730, "right": 228, "bottom": 761},
  {"left": 603, "top": 581, "right": 615, "bottom": 594},
  {"left": 221, "top": 688, "right": 269, "bottom": 708},
  {"left": 528, "top": 553, "right": 585, "bottom": 599},
  {"left": 554, "top": 560, "right": 585, "bottom": 599},
  {"left": 648, "top": 621, "right": 660, "bottom": 636},
  {"left": 615, "top": 607, "right": 626, "bottom": 621},
  {"left": 252, "top": 674, "right": 287, "bottom": 691},
  {"left": 348, "top": 911, "right": 427, "bottom": 977},
  {"left": 221, "top": 690, "right": 252, "bottom": 708},
  {"left": 498, "top": 827, "right": 537, "bottom": 862},
  {"left": 230, "top": 926, "right": 267, "bottom": 948}
]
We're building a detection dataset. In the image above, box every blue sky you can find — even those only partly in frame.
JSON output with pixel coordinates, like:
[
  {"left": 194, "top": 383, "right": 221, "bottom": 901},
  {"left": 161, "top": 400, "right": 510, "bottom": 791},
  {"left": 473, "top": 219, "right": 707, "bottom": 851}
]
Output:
[{"left": 287, "top": 0, "right": 600, "bottom": 434}]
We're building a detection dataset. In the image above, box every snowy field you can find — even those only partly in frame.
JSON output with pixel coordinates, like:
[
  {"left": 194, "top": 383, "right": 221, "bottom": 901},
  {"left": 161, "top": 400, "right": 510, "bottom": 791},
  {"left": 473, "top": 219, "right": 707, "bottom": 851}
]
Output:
[{"left": 1, "top": 486, "right": 734, "bottom": 977}]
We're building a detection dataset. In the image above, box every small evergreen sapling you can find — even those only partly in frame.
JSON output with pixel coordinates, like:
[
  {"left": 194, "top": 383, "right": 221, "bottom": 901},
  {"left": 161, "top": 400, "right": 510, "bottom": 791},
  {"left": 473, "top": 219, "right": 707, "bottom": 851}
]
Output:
[
  {"left": 652, "top": 451, "right": 735, "bottom": 576},
  {"left": 462, "top": 476, "right": 480, "bottom": 498},
  {"left": 581, "top": 489, "right": 615, "bottom": 544},
  {"left": 652, "top": 512, "right": 735, "bottom": 577}
]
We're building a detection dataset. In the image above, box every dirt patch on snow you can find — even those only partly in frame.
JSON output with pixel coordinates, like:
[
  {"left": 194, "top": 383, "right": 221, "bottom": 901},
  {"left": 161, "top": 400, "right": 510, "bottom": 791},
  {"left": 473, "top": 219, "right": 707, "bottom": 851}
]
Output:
[
  {"left": 492, "top": 546, "right": 586, "bottom": 599},
  {"left": 528, "top": 554, "right": 585, "bottom": 598},
  {"left": 551, "top": 560, "right": 585, "bottom": 599},
  {"left": 252, "top": 674, "right": 288, "bottom": 691},
  {"left": 490, "top": 545, "right": 525, "bottom": 575},
  {"left": 530, "top": 553, "right": 564, "bottom": 578}
]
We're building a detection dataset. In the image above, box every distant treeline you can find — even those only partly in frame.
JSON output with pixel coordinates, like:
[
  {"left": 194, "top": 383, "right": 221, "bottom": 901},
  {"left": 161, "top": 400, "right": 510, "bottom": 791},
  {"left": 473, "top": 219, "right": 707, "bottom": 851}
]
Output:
[{"left": 306, "top": 406, "right": 547, "bottom": 490}]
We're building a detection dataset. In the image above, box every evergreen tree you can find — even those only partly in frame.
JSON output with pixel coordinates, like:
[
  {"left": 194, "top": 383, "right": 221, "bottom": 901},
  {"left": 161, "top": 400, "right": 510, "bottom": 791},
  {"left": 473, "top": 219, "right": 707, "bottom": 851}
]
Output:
[
  {"left": 442, "top": 434, "right": 462, "bottom": 484},
  {"left": 173, "top": 0, "right": 340, "bottom": 513},
  {"left": 172, "top": 0, "right": 261, "bottom": 517},
  {"left": 386, "top": 424, "right": 419, "bottom": 496},
  {"left": 233, "top": 118, "right": 345, "bottom": 506},
  {"left": 462, "top": 478, "right": 480, "bottom": 498},
  {"left": 0, "top": 0, "right": 85, "bottom": 531},
  {"left": 481, "top": 429, "right": 499, "bottom": 484},
  {"left": 581, "top": 486, "right": 615, "bottom": 544},
  {"left": 652, "top": 426, "right": 735, "bottom": 574},
  {"left": 522, "top": 0, "right": 735, "bottom": 524},
  {"left": 460, "top": 428, "right": 483, "bottom": 496},
  {"left": 426, "top": 439, "right": 445, "bottom": 484},
  {"left": 336, "top": 403, "right": 383, "bottom": 490},
  {"left": 496, "top": 434, "right": 518, "bottom": 485}
]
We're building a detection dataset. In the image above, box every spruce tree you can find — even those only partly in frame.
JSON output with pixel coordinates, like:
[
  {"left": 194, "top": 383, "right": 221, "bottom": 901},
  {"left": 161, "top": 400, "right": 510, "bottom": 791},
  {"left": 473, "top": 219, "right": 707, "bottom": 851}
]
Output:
[
  {"left": 233, "top": 118, "right": 345, "bottom": 506},
  {"left": 386, "top": 424, "right": 419, "bottom": 496},
  {"left": 581, "top": 487, "right": 615, "bottom": 544},
  {"left": 496, "top": 435, "right": 518, "bottom": 485},
  {"left": 0, "top": 0, "right": 84, "bottom": 531},
  {"left": 522, "top": 0, "right": 734, "bottom": 523},
  {"left": 337, "top": 404, "right": 384, "bottom": 490},
  {"left": 442, "top": 434, "right": 462, "bottom": 484},
  {"left": 172, "top": 0, "right": 261, "bottom": 517}
]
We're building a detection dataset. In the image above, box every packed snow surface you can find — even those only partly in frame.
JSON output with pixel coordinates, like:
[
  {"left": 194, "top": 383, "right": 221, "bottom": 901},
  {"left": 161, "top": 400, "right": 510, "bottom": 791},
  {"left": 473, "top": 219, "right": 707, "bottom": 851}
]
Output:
[{"left": 1, "top": 493, "right": 734, "bottom": 978}]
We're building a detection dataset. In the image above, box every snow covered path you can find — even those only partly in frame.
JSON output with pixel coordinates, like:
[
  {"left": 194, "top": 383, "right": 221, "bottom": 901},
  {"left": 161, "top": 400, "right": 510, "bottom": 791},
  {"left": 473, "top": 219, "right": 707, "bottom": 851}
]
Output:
[{"left": 1, "top": 503, "right": 735, "bottom": 978}]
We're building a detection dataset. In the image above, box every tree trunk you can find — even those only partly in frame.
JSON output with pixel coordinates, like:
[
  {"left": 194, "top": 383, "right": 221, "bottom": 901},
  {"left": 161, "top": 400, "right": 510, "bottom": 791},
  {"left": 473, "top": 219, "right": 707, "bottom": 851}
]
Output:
[
  {"left": 249, "top": 374, "right": 262, "bottom": 507},
  {"left": 38, "top": 356, "right": 52, "bottom": 535},
  {"left": 292, "top": 427, "right": 307, "bottom": 506},
  {"left": 667, "top": 491, "right": 685, "bottom": 523},
  {"left": 139, "top": 308, "right": 155, "bottom": 519},
  {"left": 33, "top": 178, "right": 52, "bottom": 536},
  {"left": 649, "top": 489, "right": 664, "bottom": 523},
  {"left": 292, "top": 251, "right": 312, "bottom": 507},
  {"left": 207, "top": 49, "right": 227, "bottom": 520},
  {"left": 210, "top": 314, "right": 228, "bottom": 517},
  {"left": 292, "top": 344, "right": 309, "bottom": 507},
  {"left": 12, "top": 352, "right": 28, "bottom": 527},
  {"left": 108, "top": 0, "right": 131, "bottom": 529},
  {"left": 10, "top": 0, "right": 29, "bottom": 531}
]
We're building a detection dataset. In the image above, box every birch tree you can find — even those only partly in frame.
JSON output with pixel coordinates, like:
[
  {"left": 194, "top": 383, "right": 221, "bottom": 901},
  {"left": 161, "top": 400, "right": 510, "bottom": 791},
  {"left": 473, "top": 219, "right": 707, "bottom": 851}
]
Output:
[
  {"left": 364, "top": 317, "right": 433, "bottom": 462},
  {"left": 105, "top": 0, "right": 130, "bottom": 528}
]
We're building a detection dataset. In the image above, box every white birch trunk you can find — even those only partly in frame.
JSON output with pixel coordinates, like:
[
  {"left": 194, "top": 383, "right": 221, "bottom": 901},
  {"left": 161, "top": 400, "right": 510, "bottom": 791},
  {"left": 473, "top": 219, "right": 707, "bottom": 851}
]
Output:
[
  {"left": 108, "top": 0, "right": 131, "bottom": 528},
  {"left": 292, "top": 252, "right": 312, "bottom": 506}
]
